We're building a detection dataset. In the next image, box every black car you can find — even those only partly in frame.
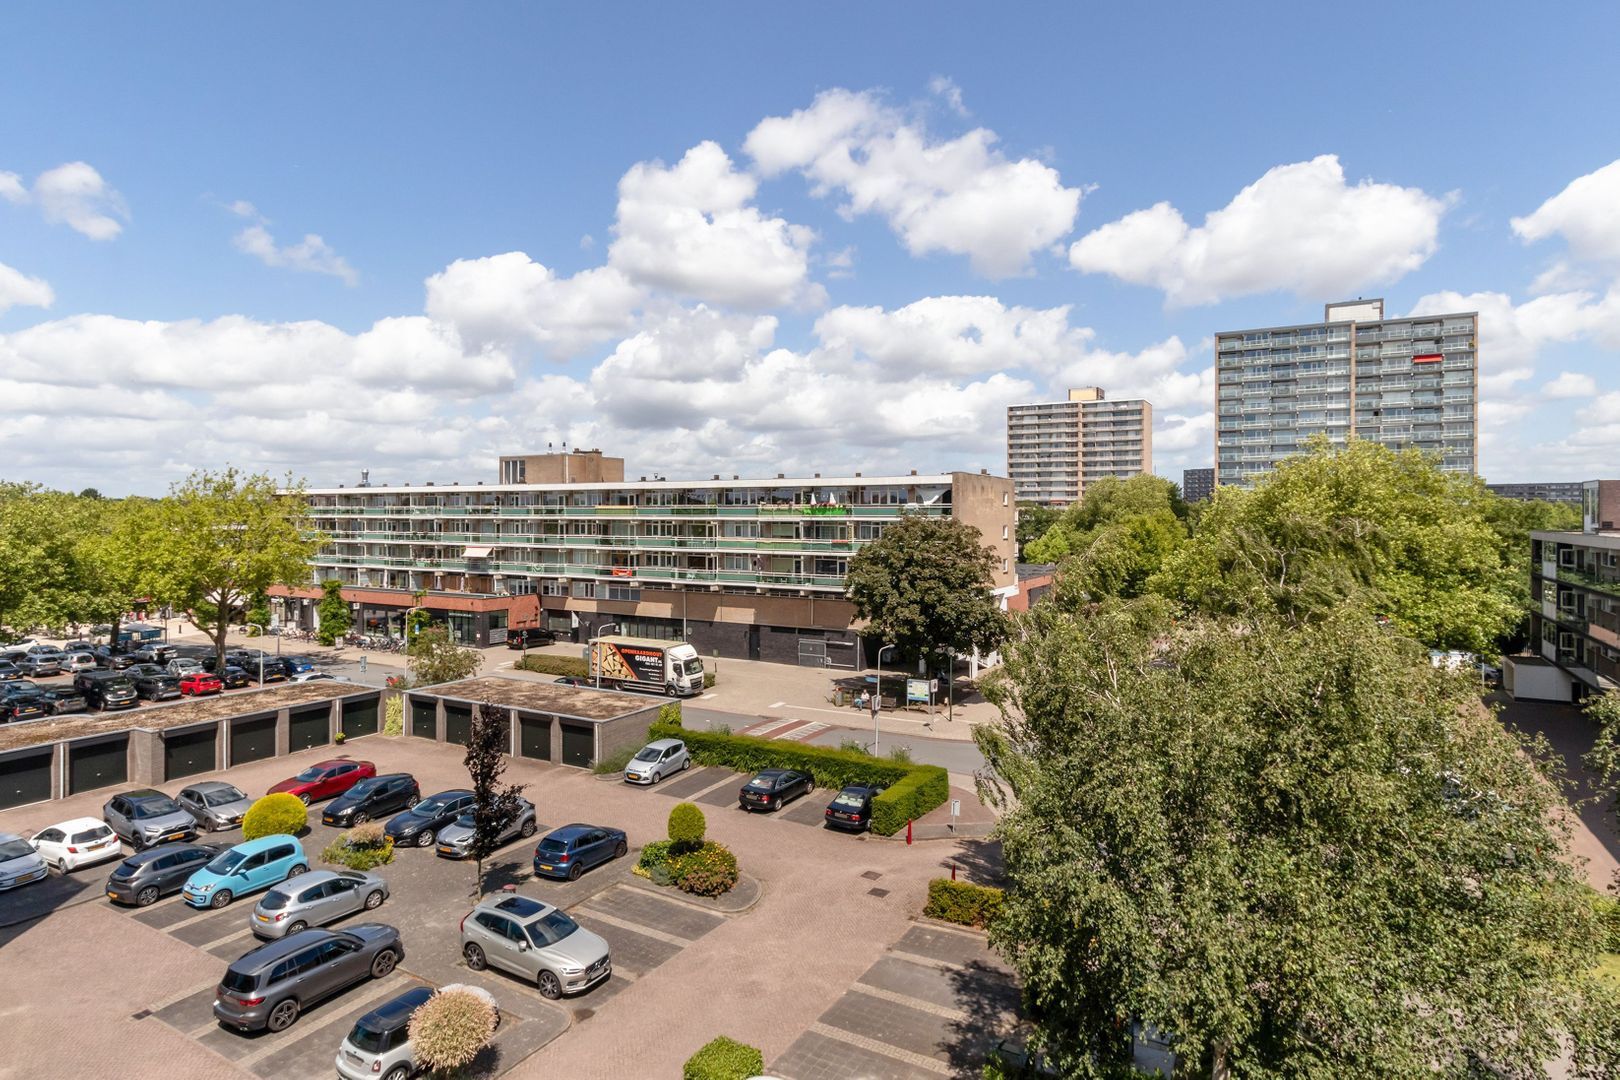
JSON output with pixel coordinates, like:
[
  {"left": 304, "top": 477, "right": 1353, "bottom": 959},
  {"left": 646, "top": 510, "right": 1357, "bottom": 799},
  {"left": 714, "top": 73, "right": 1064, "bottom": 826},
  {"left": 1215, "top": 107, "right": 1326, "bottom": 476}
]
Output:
[
  {"left": 74, "top": 670, "right": 139, "bottom": 710},
  {"left": 105, "top": 842, "right": 226, "bottom": 906},
  {"left": 739, "top": 769, "right": 814, "bottom": 812},
  {"left": 39, "top": 685, "right": 87, "bottom": 715},
  {"left": 505, "top": 626, "right": 557, "bottom": 649},
  {"left": 824, "top": 784, "right": 885, "bottom": 832},
  {"left": 0, "top": 661, "right": 21, "bottom": 682},
  {"left": 0, "top": 683, "right": 48, "bottom": 722},
  {"left": 219, "top": 665, "right": 252, "bottom": 689},
  {"left": 92, "top": 645, "right": 137, "bottom": 670},
  {"left": 383, "top": 788, "right": 476, "bottom": 848},
  {"left": 61, "top": 640, "right": 96, "bottom": 654},
  {"left": 322, "top": 774, "right": 421, "bottom": 827},
  {"left": 129, "top": 668, "right": 182, "bottom": 702}
]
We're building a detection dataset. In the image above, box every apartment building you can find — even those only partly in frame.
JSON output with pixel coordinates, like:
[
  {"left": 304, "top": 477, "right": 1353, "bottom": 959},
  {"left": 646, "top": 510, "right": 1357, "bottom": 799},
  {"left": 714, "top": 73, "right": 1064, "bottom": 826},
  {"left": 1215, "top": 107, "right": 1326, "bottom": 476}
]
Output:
[
  {"left": 274, "top": 453, "right": 1017, "bottom": 669},
  {"left": 1487, "top": 481, "right": 1584, "bottom": 504},
  {"left": 1006, "top": 387, "right": 1152, "bottom": 507},
  {"left": 1522, "top": 481, "right": 1620, "bottom": 701},
  {"left": 1214, "top": 299, "right": 1478, "bottom": 487},
  {"left": 1181, "top": 467, "right": 1214, "bottom": 503}
]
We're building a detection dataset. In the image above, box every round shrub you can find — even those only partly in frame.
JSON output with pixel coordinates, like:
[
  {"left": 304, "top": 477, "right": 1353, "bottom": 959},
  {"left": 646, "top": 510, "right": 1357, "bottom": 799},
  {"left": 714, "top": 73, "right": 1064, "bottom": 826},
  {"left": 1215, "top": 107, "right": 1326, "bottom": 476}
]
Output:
[
  {"left": 683, "top": 1035, "right": 763, "bottom": 1080},
  {"left": 408, "top": 987, "right": 498, "bottom": 1073},
  {"left": 242, "top": 793, "right": 308, "bottom": 841},
  {"left": 668, "top": 802, "right": 706, "bottom": 854},
  {"left": 320, "top": 821, "right": 395, "bottom": 871},
  {"left": 671, "top": 841, "right": 738, "bottom": 897}
]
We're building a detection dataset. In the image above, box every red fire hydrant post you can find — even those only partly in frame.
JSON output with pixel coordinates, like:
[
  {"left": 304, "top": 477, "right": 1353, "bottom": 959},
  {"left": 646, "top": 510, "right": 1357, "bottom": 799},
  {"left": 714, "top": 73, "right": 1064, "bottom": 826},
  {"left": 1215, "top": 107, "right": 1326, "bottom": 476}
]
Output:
[
  {"left": 950, "top": 862, "right": 957, "bottom": 881},
  {"left": 906, "top": 820, "right": 913, "bottom": 845}
]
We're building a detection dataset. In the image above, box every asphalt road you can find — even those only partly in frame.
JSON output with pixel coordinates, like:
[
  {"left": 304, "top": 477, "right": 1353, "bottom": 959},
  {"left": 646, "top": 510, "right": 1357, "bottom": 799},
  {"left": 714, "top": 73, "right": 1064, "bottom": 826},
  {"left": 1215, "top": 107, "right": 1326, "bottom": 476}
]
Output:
[{"left": 680, "top": 704, "right": 988, "bottom": 776}]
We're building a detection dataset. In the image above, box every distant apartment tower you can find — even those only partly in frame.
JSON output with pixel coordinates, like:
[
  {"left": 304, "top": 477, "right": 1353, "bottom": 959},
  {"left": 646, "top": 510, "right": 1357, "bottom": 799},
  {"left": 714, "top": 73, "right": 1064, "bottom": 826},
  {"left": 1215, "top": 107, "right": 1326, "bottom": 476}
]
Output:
[
  {"left": 1007, "top": 387, "right": 1152, "bottom": 507},
  {"left": 1214, "top": 299, "right": 1478, "bottom": 487},
  {"left": 1488, "top": 481, "right": 1584, "bottom": 505},
  {"left": 1181, "top": 467, "right": 1214, "bottom": 503}
]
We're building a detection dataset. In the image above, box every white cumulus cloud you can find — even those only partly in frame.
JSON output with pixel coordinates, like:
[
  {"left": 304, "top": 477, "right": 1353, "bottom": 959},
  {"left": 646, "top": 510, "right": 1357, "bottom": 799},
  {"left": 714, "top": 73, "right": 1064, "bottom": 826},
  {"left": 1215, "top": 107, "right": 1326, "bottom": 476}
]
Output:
[
  {"left": 746, "top": 88, "right": 1081, "bottom": 277},
  {"left": 229, "top": 200, "right": 358, "bottom": 285},
  {"left": 32, "top": 161, "right": 129, "bottom": 240},
  {"left": 1512, "top": 158, "right": 1620, "bottom": 266},
  {"left": 0, "top": 261, "right": 54, "bottom": 313},
  {"left": 424, "top": 252, "right": 643, "bottom": 357},
  {"left": 1070, "top": 155, "right": 1449, "bottom": 305},
  {"left": 1542, "top": 371, "right": 1597, "bottom": 399}
]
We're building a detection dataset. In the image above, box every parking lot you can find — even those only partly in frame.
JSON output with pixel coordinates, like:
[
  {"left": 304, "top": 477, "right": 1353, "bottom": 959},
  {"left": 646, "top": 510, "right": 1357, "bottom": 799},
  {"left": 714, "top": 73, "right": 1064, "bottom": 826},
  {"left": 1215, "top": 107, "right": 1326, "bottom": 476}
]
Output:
[{"left": 0, "top": 731, "right": 1010, "bottom": 1080}]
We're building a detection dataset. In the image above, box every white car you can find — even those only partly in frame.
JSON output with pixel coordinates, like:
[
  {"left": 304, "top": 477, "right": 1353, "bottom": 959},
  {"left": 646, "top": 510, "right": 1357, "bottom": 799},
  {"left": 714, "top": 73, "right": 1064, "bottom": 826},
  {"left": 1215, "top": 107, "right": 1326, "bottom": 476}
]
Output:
[
  {"left": 30, "top": 817, "right": 121, "bottom": 872},
  {"left": 291, "top": 670, "right": 348, "bottom": 683},
  {"left": 0, "top": 832, "right": 49, "bottom": 890},
  {"left": 62, "top": 651, "right": 98, "bottom": 674},
  {"left": 623, "top": 738, "right": 690, "bottom": 785},
  {"left": 165, "top": 657, "right": 204, "bottom": 677}
]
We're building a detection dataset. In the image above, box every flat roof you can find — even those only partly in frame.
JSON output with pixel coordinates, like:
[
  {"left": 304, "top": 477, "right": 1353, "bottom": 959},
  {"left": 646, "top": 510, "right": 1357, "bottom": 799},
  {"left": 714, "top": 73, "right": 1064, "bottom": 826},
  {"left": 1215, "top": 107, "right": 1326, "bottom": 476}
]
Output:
[
  {"left": 407, "top": 675, "right": 660, "bottom": 721},
  {"left": 1534, "top": 529, "right": 1620, "bottom": 547},
  {"left": 301, "top": 472, "right": 996, "bottom": 496},
  {"left": 1215, "top": 309, "right": 1477, "bottom": 338},
  {"left": 0, "top": 682, "right": 366, "bottom": 753}
]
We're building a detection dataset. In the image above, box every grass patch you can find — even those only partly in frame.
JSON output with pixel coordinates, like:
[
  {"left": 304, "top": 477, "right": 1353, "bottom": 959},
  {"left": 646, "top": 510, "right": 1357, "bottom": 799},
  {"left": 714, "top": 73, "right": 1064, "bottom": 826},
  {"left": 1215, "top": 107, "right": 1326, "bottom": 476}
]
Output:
[{"left": 592, "top": 742, "right": 638, "bottom": 775}]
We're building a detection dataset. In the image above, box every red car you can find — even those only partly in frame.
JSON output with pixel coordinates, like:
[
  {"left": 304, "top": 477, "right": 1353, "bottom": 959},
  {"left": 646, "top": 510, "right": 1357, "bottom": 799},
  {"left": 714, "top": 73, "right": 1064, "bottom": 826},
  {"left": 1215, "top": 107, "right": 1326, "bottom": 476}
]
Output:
[
  {"left": 178, "top": 672, "right": 224, "bottom": 696},
  {"left": 267, "top": 759, "right": 375, "bottom": 805}
]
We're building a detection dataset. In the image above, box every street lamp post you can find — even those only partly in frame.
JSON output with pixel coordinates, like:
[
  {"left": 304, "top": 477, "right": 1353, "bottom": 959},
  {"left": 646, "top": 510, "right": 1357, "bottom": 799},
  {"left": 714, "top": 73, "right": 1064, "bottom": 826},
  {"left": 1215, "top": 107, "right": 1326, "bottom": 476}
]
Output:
[
  {"left": 875, "top": 644, "right": 898, "bottom": 752},
  {"left": 591, "top": 622, "right": 621, "bottom": 689},
  {"left": 246, "top": 623, "right": 270, "bottom": 684}
]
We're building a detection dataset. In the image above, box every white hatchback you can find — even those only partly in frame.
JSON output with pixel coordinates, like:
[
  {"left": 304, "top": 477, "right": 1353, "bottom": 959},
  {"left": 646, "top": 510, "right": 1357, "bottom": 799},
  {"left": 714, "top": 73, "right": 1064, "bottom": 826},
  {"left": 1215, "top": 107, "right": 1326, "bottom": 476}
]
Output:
[
  {"left": 623, "top": 738, "right": 690, "bottom": 785},
  {"left": 30, "top": 817, "right": 122, "bottom": 872}
]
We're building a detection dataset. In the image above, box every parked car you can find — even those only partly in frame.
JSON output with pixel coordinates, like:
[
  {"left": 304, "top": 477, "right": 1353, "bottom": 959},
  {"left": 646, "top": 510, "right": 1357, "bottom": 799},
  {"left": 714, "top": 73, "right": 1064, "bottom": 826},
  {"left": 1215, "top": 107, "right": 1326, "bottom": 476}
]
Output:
[
  {"left": 0, "top": 683, "right": 49, "bottom": 722},
  {"left": 553, "top": 675, "right": 592, "bottom": 688},
  {"left": 623, "top": 738, "right": 690, "bottom": 785},
  {"left": 182, "top": 834, "right": 308, "bottom": 909},
  {"left": 219, "top": 665, "right": 252, "bottom": 689},
  {"left": 74, "top": 670, "right": 138, "bottom": 710},
  {"left": 269, "top": 759, "right": 376, "bottom": 805},
  {"left": 291, "top": 670, "right": 348, "bottom": 683},
  {"left": 738, "top": 768, "right": 814, "bottom": 812},
  {"left": 213, "top": 924, "right": 403, "bottom": 1033},
  {"left": 16, "top": 652, "right": 63, "bottom": 677},
  {"left": 335, "top": 984, "right": 436, "bottom": 1080},
  {"left": 177, "top": 781, "right": 253, "bottom": 831},
  {"left": 166, "top": 657, "right": 204, "bottom": 678},
  {"left": 322, "top": 774, "right": 421, "bottom": 827},
  {"left": 60, "top": 651, "right": 98, "bottom": 674},
  {"left": 104, "top": 789, "right": 200, "bottom": 850},
  {"left": 824, "top": 784, "right": 885, "bottom": 832},
  {"left": 92, "top": 645, "right": 137, "bottom": 670},
  {"left": 0, "top": 661, "right": 22, "bottom": 682},
  {"left": 529, "top": 822, "right": 627, "bottom": 881},
  {"left": 30, "top": 817, "right": 121, "bottom": 872},
  {"left": 21, "top": 643, "right": 59, "bottom": 657},
  {"left": 384, "top": 789, "right": 476, "bottom": 848},
  {"left": 0, "top": 831, "right": 50, "bottom": 891},
  {"left": 130, "top": 643, "right": 175, "bottom": 666},
  {"left": 40, "top": 685, "right": 87, "bottom": 715},
  {"left": 131, "top": 671, "right": 182, "bottom": 701},
  {"left": 251, "top": 869, "right": 389, "bottom": 939},
  {"left": 104, "top": 842, "right": 225, "bottom": 906},
  {"left": 60, "top": 639, "right": 96, "bottom": 654},
  {"left": 461, "top": 893, "right": 610, "bottom": 999},
  {"left": 281, "top": 655, "right": 316, "bottom": 674},
  {"left": 505, "top": 626, "right": 556, "bottom": 649},
  {"left": 178, "top": 671, "right": 224, "bottom": 696},
  {"left": 435, "top": 798, "right": 538, "bottom": 860}
]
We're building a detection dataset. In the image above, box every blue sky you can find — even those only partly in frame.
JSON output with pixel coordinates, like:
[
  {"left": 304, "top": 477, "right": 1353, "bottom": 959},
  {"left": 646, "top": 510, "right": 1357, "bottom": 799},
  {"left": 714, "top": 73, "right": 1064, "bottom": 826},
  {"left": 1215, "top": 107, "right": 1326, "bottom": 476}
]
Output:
[{"left": 3, "top": 2, "right": 1618, "bottom": 494}]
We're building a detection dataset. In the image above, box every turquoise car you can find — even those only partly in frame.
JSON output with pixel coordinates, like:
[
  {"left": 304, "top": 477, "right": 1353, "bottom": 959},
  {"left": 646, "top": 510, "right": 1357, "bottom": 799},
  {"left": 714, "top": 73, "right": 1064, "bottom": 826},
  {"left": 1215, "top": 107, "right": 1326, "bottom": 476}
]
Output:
[{"left": 181, "top": 834, "right": 307, "bottom": 909}]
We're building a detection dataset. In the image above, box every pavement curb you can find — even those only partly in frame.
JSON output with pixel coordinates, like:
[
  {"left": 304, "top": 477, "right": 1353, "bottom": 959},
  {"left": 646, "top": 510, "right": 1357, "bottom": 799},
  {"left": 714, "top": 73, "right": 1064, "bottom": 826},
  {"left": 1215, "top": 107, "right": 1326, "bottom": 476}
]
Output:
[
  {"left": 912, "top": 914, "right": 994, "bottom": 938},
  {"left": 619, "top": 870, "right": 764, "bottom": 915}
]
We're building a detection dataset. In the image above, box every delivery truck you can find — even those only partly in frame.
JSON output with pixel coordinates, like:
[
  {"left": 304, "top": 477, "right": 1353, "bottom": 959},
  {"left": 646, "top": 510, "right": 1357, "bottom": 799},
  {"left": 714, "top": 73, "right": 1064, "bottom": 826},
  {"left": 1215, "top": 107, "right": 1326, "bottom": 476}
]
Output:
[{"left": 589, "top": 635, "right": 705, "bottom": 697}]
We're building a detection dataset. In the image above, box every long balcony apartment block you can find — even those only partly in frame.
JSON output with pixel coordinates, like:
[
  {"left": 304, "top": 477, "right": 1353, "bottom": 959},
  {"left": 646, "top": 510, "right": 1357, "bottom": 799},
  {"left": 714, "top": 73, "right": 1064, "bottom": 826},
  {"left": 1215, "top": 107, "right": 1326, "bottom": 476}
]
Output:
[
  {"left": 1516, "top": 480, "right": 1620, "bottom": 702},
  {"left": 1007, "top": 386, "right": 1152, "bottom": 507},
  {"left": 275, "top": 451, "right": 1017, "bottom": 669}
]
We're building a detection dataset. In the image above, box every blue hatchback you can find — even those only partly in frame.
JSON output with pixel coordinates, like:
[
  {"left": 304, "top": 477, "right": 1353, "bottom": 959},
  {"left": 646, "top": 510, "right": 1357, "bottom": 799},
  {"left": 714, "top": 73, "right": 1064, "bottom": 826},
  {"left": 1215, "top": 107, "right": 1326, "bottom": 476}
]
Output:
[
  {"left": 182, "top": 834, "right": 307, "bottom": 909},
  {"left": 531, "top": 823, "right": 628, "bottom": 881}
]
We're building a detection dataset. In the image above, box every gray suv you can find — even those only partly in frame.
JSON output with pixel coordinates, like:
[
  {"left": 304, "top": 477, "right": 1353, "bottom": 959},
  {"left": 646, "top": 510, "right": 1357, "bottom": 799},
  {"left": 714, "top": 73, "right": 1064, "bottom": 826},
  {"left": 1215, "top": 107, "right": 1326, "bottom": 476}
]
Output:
[
  {"left": 461, "top": 893, "right": 610, "bottom": 999},
  {"left": 213, "top": 924, "right": 403, "bottom": 1033},
  {"left": 251, "top": 869, "right": 389, "bottom": 939},
  {"left": 103, "top": 789, "right": 199, "bottom": 850}
]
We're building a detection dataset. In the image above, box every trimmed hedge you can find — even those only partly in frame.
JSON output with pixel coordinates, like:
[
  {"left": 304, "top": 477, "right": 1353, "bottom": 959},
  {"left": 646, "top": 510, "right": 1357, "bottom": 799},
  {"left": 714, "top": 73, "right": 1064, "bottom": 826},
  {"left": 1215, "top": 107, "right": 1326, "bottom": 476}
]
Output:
[
  {"left": 242, "top": 793, "right": 308, "bottom": 841},
  {"left": 648, "top": 719, "right": 948, "bottom": 836},
  {"left": 683, "top": 1035, "right": 764, "bottom": 1080},
  {"left": 514, "top": 654, "right": 590, "bottom": 678},
  {"left": 924, "top": 878, "right": 1004, "bottom": 928}
]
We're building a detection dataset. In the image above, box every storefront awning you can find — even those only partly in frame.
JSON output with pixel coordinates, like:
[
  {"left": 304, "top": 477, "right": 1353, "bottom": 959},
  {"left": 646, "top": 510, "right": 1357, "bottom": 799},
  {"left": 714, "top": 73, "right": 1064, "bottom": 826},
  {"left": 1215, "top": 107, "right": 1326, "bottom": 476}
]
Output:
[{"left": 463, "top": 545, "right": 493, "bottom": 558}]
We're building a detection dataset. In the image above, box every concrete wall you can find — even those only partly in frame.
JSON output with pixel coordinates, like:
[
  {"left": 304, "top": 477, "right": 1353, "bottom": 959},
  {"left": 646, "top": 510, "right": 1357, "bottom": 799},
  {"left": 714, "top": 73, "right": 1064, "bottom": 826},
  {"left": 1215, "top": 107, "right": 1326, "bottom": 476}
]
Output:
[
  {"left": 500, "top": 451, "right": 625, "bottom": 485},
  {"left": 401, "top": 691, "right": 658, "bottom": 770},
  {"left": 949, "top": 470, "right": 1017, "bottom": 589}
]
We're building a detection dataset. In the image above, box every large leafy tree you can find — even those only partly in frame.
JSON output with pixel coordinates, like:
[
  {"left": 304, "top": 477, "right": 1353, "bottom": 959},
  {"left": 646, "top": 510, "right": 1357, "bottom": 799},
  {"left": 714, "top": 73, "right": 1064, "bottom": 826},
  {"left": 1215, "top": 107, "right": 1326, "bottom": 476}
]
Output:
[
  {"left": 979, "top": 596, "right": 1619, "bottom": 1078},
  {"left": 406, "top": 624, "right": 480, "bottom": 687},
  {"left": 845, "top": 513, "right": 1007, "bottom": 669},
  {"left": 1015, "top": 502, "right": 1061, "bottom": 561},
  {"left": 1156, "top": 440, "right": 1523, "bottom": 652},
  {"left": 146, "top": 469, "right": 323, "bottom": 673},
  {"left": 0, "top": 482, "right": 82, "bottom": 633},
  {"left": 315, "top": 580, "right": 351, "bottom": 646},
  {"left": 70, "top": 496, "right": 159, "bottom": 648}
]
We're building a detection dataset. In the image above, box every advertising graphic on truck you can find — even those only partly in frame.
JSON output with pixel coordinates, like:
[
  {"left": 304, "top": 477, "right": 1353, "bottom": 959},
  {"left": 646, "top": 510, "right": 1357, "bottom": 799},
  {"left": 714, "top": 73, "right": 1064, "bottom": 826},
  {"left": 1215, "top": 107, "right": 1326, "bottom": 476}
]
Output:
[{"left": 589, "top": 636, "right": 704, "bottom": 697}]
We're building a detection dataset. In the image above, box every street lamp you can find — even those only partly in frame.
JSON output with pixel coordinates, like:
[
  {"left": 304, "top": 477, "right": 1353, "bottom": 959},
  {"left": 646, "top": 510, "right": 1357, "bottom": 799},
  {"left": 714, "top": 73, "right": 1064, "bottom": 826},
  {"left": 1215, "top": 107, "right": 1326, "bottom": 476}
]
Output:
[
  {"left": 874, "top": 644, "right": 898, "bottom": 752},
  {"left": 591, "top": 622, "right": 621, "bottom": 689},
  {"left": 246, "top": 623, "right": 276, "bottom": 684}
]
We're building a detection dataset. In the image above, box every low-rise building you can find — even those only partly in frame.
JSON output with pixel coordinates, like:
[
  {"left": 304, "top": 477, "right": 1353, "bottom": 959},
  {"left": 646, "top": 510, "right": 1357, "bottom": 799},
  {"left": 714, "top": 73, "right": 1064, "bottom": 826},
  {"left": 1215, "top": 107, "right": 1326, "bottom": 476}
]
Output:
[
  {"left": 1181, "top": 467, "right": 1214, "bottom": 503},
  {"left": 275, "top": 453, "right": 1017, "bottom": 669},
  {"left": 1487, "top": 481, "right": 1584, "bottom": 504},
  {"left": 1518, "top": 480, "right": 1620, "bottom": 701}
]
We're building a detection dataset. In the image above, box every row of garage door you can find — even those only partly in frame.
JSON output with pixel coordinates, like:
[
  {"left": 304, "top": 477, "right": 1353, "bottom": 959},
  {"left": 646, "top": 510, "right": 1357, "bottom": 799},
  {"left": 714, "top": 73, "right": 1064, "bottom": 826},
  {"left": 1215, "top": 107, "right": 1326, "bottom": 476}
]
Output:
[
  {"left": 409, "top": 699, "right": 594, "bottom": 768},
  {"left": 0, "top": 695, "right": 384, "bottom": 812}
]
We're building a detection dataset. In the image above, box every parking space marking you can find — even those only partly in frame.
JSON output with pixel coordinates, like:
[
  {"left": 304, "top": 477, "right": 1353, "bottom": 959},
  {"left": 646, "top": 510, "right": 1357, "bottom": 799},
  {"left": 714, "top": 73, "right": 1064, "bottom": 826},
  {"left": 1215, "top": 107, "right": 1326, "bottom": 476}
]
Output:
[
  {"left": 146, "top": 977, "right": 220, "bottom": 1017},
  {"left": 232, "top": 975, "right": 407, "bottom": 1072},
  {"left": 808, "top": 1022, "right": 952, "bottom": 1076},
  {"left": 883, "top": 949, "right": 958, "bottom": 973},
  {"left": 768, "top": 700, "right": 786, "bottom": 708},
  {"left": 848, "top": 983, "right": 969, "bottom": 1022},
  {"left": 570, "top": 907, "right": 694, "bottom": 949}
]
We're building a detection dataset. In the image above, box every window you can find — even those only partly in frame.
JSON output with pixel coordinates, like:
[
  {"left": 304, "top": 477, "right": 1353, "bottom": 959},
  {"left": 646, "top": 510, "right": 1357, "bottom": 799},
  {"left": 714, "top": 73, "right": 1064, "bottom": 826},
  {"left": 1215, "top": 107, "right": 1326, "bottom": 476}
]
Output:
[
  {"left": 571, "top": 581, "right": 596, "bottom": 599},
  {"left": 1002, "top": 525, "right": 1010, "bottom": 540}
]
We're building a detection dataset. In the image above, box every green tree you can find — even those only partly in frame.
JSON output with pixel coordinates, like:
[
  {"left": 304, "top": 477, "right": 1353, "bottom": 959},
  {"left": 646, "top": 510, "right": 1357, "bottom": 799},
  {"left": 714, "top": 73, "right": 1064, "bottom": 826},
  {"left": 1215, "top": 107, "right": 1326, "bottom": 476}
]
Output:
[
  {"left": 68, "top": 496, "right": 159, "bottom": 649},
  {"left": 978, "top": 596, "right": 1618, "bottom": 1078},
  {"left": 315, "top": 580, "right": 351, "bottom": 646},
  {"left": 845, "top": 514, "right": 1007, "bottom": 674},
  {"left": 1021, "top": 476, "right": 1189, "bottom": 603},
  {"left": 465, "top": 701, "right": 527, "bottom": 897},
  {"left": 0, "top": 483, "right": 81, "bottom": 634},
  {"left": 144, "top": 469, "right": 324, "bottom": 675},
  {"left": 1156, "top": 440, "right": 1522, "bottom": 652},
  {"left": 406, "top": 623, "right": 480, "bottom": 687},
  {"left": 1014, "top": 503, "right": 1061, "bottom": 561}
]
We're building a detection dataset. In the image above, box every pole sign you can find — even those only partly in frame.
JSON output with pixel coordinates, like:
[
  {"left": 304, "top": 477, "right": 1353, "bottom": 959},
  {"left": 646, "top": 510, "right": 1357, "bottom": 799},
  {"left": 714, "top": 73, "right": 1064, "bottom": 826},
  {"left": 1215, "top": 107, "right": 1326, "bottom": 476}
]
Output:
[{"left": 906, "top": 678, "right": 929, "bottom": 704}]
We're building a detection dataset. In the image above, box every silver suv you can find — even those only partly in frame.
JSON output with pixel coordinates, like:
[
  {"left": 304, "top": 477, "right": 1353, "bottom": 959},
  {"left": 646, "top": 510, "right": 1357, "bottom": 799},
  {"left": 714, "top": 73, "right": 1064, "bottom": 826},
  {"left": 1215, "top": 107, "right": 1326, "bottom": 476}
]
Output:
[
  {"left": 214, "top": 924, "right": 403, "bottom": 1033},
  {"left": 460, "top": 893, "right": 610, "bottom": 999},
  {"left": 103, "top": 789, "right": 199, "bottom": 850}
]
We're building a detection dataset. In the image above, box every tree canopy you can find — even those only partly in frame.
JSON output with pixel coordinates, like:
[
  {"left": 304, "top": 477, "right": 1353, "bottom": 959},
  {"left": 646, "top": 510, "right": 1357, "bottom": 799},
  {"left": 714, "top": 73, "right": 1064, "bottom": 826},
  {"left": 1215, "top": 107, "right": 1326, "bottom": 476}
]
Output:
[
  {"left": 1022, "top": 475, "right": 1191, "bottom": 605},
  {"left": 845, "top": 513, "right": 1007, "bottom": 663},
  {"left": 979, "top": 595, "right": 1618, "bottom": 1078},
  {"left": 406, "top": 624, "right": 481, "bottom": 687}
]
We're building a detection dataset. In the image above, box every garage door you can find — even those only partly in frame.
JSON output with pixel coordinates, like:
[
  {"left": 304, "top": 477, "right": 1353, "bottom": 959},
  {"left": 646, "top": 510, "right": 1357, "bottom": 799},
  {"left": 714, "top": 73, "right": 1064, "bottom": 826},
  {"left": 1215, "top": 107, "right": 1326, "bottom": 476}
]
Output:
[
  {"left": 0, "top": 748, "right": 52, "bottom": 810},
  {"left": 341, "top": 696, "right": 379, "bottom": 739},
  {"left": 560, "top": 722, "right": 594, "bottom": 768},
  {"left": 445, "top": 703, "right": 473, "bottom": 746},
  {"left": 69, "top": 736, "right": 128, "bottom": 794},
  {"left": 231, "top": 715, "right": 276, "bottom": 765},
  {"left": 519, "top": 713, "right": 551, "bottom": 761},
  {"left": 289, "top": 705, "right": 330, "bottom": 752},
  {"left": 411, "top": 699, "right": 437, "bottom": 739},
  {"left": 164, "top": 726, "right": 217, "bottom": 781}
]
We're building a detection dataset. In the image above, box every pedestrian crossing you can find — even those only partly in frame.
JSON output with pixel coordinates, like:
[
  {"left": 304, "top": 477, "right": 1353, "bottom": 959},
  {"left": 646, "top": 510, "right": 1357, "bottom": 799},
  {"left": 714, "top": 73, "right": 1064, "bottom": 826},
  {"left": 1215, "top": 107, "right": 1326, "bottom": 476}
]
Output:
[{"left": 738, "top": 717, "right": 830, "bottom": 742}]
